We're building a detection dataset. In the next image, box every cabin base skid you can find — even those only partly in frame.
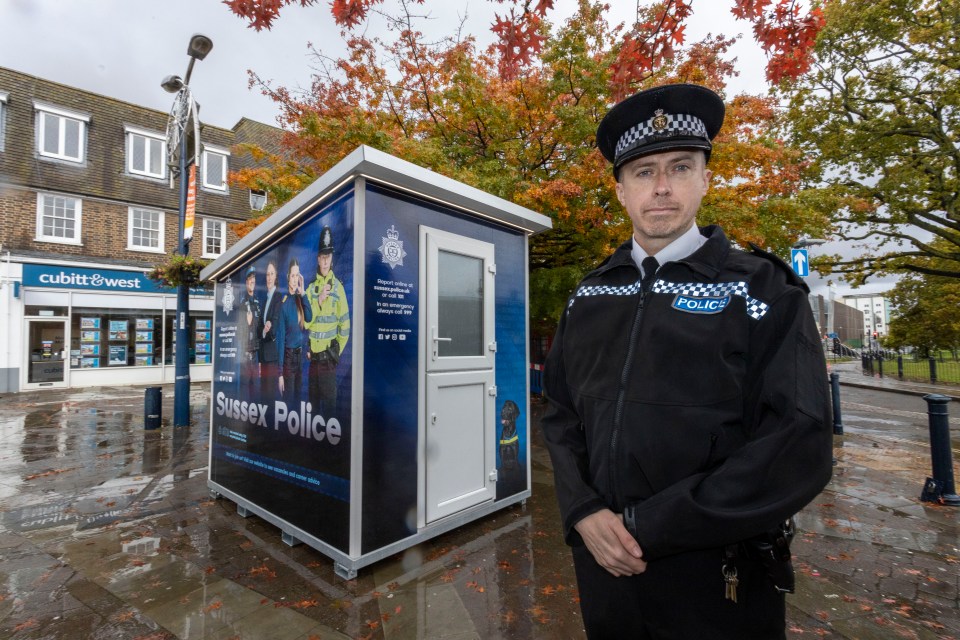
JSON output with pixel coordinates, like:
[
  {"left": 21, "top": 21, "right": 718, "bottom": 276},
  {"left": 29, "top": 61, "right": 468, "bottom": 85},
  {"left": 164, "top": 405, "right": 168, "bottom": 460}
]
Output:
[{"left": 208, "top": 480, "right": 530, "bottom": 579}]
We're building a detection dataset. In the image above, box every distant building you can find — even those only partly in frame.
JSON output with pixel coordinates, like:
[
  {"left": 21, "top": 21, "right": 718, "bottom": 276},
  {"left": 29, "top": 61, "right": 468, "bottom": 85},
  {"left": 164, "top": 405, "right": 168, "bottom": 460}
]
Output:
[
  {"left": 841, "top": 293, "right": 892, "bottom": 342},
  {"left": 0, "top": 67, "right": 282, "bottom": 392},
  {"left": 809, "top": 293, "right": 864, "bottom": 348}
]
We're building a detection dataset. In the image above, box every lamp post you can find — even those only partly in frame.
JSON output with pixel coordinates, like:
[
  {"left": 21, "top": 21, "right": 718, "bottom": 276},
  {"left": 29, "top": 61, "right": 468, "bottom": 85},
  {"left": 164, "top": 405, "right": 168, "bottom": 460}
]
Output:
[{"left": 163, "top": 34, "right": 213, "bottom": 427}]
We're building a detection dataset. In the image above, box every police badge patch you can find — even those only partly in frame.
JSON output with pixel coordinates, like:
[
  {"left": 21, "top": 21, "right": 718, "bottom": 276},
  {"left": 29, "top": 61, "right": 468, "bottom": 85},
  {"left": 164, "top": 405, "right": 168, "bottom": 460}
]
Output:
[
  {"left": 671, "top": 294, "right": 730, "bottom": 314},
  {"left": 379, "top": 225, "right": 407, "bottom": 269},
  {"left": 221, "top": 277, "right": 235, "bottom": 315}
]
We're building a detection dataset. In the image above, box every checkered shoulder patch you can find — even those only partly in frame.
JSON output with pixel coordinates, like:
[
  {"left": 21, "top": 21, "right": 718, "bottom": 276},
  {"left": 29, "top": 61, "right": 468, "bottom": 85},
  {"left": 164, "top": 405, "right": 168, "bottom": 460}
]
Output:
[{"left": 570, "top": 278, "right": 770, "bottom": 320}]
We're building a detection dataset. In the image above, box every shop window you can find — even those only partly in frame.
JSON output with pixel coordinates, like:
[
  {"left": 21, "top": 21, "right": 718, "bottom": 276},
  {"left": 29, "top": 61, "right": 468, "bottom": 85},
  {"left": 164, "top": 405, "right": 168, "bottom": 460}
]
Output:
[
  {"left": 71, "top": 309, "right": 163, "bottom": 368},
  {"left": 36, "top": 193, "right": 82, "bottom": 245},
  {"left": 35, "top": 101, "right": 88, "bottom": 163},
  {"left": 201, "top": 147, "right": 229, "bottom": 192},
  {"left": 202, "top": 218, "right": 226, "bottom": 258},
  {"left": 128, "top": 207, "right": 165, "bottom": 252},
  {"left": 164, "top": 311, "right": 213, "bottom": 365},
  {"left": 126, "top": 126, "right": 166, "bottom": 179}
]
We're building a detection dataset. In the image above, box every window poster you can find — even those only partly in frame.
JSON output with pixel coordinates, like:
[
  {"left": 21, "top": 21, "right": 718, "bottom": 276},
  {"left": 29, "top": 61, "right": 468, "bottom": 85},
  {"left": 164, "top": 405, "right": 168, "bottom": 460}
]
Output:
[
  {"left": 135, "top": 343, "right": 152, "bottom": 355},
  {"left": 136, "top": 318, "right": 154, "bottom": 330},
  {"left": 195, "top": 353, "right": 211, "bottom": 364},
  {"left": 195, "top": 342, "right": 210, "bottom": 354},
  {"left": 81, "top": 330, "right": 100, "bottom": 343},
  {"left": 81, "top": 357, "right": 100, "bottom": 369},
  {"left": 108, "top": 345, "right": 127, "bottom": 366},
  {"left": 195, "top": 330, "right": 211, "bottom": 343},
  {"left": 80, "top": 343, "right": 101, "bottom": 356},
  {"left": 195, "top": 319, "right": 211, "bottom": 330},
  {"left": 136, "top": 330, "right": 154, "bottom": 343},
  {"left": 109, "top": 320, "right": 128, "bottom": 341},
  {"left": 81, "top": 317, "right": 101, "bottom": 329},
  {"left": 135, "top": 355, "right": 154, "bottom": 366}
]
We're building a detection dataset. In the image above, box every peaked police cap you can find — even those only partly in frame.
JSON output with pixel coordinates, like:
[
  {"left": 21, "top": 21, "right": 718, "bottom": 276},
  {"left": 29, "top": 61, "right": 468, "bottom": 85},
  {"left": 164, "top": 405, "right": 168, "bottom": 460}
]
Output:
[
  {"left": 596, "top": 83, "right": 725, "bottom": 177},
  {"left": 318, "top": 226, "right": 334, "bottom": 255}
]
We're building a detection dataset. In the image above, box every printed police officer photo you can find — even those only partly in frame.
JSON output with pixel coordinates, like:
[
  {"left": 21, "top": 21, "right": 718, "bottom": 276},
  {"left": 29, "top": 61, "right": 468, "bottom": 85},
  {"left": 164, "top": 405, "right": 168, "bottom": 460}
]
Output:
[
  {"left": 259, "top": 259, "right": 283, "bottom": 400},
  {"left": 237, "top": 264, "right": 262, "bottom": 400},
  {"left": 306, "top": 225, "right": 351, "bottom": 418},
  {"left": 276, "top": 256, "right": 312, "bottom": 402},
  {"left": 540, "top": 83, "right": 833, "bottom": 639}
]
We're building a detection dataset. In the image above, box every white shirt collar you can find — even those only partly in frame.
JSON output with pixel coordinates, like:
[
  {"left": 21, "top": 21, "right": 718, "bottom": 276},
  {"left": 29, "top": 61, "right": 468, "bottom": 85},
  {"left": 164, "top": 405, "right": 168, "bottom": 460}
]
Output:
[{"left": 631, "top": 224, "right": 706, "bottom": 275}]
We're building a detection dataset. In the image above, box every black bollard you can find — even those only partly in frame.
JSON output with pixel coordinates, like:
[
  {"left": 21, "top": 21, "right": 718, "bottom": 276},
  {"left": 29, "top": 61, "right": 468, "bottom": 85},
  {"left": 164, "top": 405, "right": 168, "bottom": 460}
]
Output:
[
  {"left": 144, "top": 386, "right": 162, "bottom": 430},
  {"left": 919, "top": 394, "right": 959, "bottom": 506},
  {"left": 929, "top": 357, "right": 938, "bottom": 383},
  {"left": 897, "top": 355, "right": 904, "bottom": 380},
  {"left": 830, "top": 372, "right": 843, "bottom": 435}
]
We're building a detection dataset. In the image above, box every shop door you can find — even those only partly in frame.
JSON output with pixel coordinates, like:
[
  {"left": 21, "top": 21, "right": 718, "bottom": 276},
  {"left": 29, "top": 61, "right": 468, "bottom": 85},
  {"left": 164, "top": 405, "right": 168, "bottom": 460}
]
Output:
[
  {"left": 421, "top": 227, "right": 496, "bottom": 524},
  {"left": 25, "top": 319, "right": 67, "bottom": 388}
]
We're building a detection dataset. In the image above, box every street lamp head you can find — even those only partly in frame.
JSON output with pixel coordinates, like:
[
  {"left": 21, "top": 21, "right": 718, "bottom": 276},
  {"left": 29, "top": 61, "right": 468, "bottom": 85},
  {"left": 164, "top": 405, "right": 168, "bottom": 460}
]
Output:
[
  {"left": 187, "top": 34, "right": 213, "bottom": 60},
  {"left": 161, "top": 74, "right": 184, "bottom": 93},
  {"left": 793, "top": 238, "right": 828, "bottom": 248}
]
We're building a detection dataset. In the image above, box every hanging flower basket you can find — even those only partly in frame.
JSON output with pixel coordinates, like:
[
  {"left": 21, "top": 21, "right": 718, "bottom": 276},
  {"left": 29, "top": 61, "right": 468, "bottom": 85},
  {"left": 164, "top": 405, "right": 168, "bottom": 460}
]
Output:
[{"left": 147, "top": 254, "right": 210, "bottom": 289}]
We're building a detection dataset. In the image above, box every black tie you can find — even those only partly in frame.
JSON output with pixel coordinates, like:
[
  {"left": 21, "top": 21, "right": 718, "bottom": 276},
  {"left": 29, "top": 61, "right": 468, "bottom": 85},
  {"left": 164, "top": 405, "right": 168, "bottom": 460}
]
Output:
[{"left": 641, "top": 257, "right": 659, "bottom": 294}]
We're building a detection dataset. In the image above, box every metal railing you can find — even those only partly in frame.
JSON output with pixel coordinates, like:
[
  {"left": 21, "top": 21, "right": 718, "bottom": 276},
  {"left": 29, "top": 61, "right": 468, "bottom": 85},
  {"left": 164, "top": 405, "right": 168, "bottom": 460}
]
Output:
[{"left": 861, "top": 351, "right": 960, "bottom": 386}]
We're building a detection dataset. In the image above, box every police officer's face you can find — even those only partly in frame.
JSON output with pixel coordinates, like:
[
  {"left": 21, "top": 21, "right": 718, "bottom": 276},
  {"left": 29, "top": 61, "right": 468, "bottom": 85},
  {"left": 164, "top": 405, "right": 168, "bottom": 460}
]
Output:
[
  {"left": 246, "top": 274, "right": 255, "bottom": 295},
  {"left": 266, "top": 263, "right": 277, "bottom": 289},
  {"left": 318, "top": 252, "right": 333, "bottom": 276},
  {"left": 615, "top": 150, "right": 712, "bottom": 255}
]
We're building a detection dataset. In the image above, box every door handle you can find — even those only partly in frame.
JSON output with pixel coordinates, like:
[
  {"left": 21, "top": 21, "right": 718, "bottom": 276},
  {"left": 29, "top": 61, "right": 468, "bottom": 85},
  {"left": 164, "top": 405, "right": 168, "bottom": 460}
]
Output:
[{"left": 431, "top": 327, "right": 451, "bottom": 360}]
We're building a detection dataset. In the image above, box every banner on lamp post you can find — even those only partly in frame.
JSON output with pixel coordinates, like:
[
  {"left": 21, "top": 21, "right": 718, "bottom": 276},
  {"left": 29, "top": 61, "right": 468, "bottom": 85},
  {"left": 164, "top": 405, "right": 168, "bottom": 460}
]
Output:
[{"left": 184, "top": 164, "right": 196, "bottom": 243}]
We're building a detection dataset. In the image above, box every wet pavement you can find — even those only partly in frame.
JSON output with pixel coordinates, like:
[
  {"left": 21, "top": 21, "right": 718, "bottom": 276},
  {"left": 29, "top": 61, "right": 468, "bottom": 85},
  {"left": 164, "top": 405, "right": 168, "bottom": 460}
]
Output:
[{"left": 0, "top": 368, "right": 958, "bottom": 639}]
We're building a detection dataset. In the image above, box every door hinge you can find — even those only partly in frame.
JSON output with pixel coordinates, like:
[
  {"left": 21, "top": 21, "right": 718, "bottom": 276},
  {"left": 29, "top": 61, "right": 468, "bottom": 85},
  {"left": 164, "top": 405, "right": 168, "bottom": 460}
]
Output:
[
  {"left": 489, "top": 469, "right": 499, "bottom": 482},
  {"left": 488, "top": 385, "right": 497, "bottom": 397},
  {"left": 488, "top": 264, "right": 497, "bottom": 275},
  {"left": 488, "top": 341, "right": 497, "bottom": 352}
]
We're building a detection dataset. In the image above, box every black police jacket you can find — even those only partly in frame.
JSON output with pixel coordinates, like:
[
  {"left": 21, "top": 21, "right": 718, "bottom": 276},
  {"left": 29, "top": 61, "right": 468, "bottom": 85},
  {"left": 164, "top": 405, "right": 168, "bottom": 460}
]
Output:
[{"left": 541, "top": 225, "right": 833, "bottom": 561}]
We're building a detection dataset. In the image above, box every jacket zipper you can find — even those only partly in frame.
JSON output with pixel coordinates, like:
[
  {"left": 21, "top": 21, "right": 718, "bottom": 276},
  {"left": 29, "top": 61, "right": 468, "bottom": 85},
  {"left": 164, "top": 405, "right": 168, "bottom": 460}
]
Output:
[{"left": 608, "top": 285, "right": 647, "bottom": 510}]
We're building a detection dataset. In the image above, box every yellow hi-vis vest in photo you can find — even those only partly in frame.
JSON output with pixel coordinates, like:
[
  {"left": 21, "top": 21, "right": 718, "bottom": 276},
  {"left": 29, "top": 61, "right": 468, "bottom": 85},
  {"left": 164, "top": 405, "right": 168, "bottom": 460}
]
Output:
[{"left": 306, "top": 270, "right": 350, "bottom": 356}]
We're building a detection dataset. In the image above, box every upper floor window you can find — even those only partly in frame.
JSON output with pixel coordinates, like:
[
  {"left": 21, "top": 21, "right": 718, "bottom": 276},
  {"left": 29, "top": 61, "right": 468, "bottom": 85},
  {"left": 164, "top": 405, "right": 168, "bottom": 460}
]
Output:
[
  {"left": 0, "top": 92, "right": 8, "bottom": 152},
  {"left": 36, "top": 193, "right": 82, "bottom": 245},
  {"left": 201, "top": 146, "right": 229, "bottom": 192},
  {"left": 128, "top": 207, "right": 165, "bottom": 253},
  {"left": 125, "top": 126, "right": 166, "bottom": 179},
  {"left": 202, "top": 218, "right": 226, "bottom": 258},
  {"left": 250, "top": 189, "right": 267, "bottom": 211},
  {"left": 34, "top": 101, "right": 89, "bottom": 163}
]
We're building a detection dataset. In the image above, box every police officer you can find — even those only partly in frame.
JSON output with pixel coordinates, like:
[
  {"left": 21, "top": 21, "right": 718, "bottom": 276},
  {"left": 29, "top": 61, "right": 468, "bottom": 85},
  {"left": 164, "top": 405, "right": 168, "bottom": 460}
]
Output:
[
  {"left": 306, "top": 226, "right": 350, "bottom": 417},
  {"left": 259, "top": 260, "right": 283, "bottom": 400},
  {"left": 541, "top": 84, "right": 833, "bottom": 639},
  {"left": 238, "top": 265, "right": 262, "bottom": 399},
  {"left": 276, "top": 257, "right": 312, "bottom": 401}
]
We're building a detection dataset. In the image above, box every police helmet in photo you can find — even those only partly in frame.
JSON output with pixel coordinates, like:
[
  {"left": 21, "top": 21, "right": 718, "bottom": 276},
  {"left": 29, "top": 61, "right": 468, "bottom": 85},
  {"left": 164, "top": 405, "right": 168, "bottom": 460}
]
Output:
[
  {"left": 245, "top": 264, "right": 256, "bottom": 280},
  {"left": 596, "top": 83, "right": 725, "bottom": 178},
  {"left": 318, "top": 226, "right": 334, "bottom": 255}
]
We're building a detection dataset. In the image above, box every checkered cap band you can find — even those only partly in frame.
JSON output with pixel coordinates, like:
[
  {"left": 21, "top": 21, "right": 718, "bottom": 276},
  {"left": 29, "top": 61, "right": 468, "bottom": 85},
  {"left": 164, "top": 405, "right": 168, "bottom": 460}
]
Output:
[
  {"left": 615, "top": 113, "right": 709, "bottom": 160},
  {"left": 572, "top": 279, "right": 769, "bottom": 320}
]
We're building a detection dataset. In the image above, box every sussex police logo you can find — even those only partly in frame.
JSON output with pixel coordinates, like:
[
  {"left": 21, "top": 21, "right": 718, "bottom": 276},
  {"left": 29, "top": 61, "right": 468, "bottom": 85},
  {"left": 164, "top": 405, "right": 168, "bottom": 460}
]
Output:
[
  {"left": 221, "top": 277, "right": 235, "bottom": 315},
  {"left": 672, "top": 293, "right": 729, "bottom": 314},
  {"left": 378, "top": 225, "right": 407, "bottom": 270}
]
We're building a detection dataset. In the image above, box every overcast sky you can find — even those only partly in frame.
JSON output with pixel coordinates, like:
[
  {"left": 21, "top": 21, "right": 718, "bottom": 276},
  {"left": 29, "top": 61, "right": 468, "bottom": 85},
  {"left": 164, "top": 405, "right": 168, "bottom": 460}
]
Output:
[{"left": 0, "top": 0, "right": 890, "bottom": 297}]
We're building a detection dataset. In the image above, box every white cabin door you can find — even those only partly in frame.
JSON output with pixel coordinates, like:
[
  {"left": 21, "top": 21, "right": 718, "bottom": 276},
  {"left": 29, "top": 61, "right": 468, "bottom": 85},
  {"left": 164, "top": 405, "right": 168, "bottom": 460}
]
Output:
[{"left": 421, "top": 227, "right": 496, "bottom": 523}]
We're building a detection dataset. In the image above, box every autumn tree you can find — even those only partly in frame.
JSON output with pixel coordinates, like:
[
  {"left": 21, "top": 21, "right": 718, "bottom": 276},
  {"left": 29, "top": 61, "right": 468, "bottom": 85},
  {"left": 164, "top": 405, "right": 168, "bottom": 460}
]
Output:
[
  {"left": 782, "top": 0, "right": 960, "bottom": 285},
  {"left": 228, "top": 0, "right": 831, "bottom": 332}
]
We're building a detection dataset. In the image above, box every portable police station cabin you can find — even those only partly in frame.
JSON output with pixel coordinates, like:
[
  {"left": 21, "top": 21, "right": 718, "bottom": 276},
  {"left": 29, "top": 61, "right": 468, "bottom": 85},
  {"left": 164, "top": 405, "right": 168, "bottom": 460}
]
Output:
[{"left": 200, "top": 146, "right": 552, "bottom": 578}]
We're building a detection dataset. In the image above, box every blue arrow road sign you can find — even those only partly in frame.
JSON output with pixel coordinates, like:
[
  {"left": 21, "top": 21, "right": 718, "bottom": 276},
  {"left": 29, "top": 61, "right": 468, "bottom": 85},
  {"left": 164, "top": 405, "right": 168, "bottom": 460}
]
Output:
[{"left": 791, "top": 248, "right": 809, "bottom": 277}]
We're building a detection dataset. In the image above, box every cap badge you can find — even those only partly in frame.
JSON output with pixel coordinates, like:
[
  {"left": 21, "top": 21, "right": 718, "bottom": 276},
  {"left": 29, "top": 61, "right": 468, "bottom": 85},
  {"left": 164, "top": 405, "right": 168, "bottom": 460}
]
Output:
[{"left": 652, "top": 109, "right": 668, "bottom": 132}]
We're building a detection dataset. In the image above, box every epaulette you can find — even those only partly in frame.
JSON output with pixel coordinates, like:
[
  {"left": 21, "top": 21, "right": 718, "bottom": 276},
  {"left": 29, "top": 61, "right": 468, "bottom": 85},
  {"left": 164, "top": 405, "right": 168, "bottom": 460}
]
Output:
[{"left": 748, "top": 243, "right": 809, "bottom": 293}]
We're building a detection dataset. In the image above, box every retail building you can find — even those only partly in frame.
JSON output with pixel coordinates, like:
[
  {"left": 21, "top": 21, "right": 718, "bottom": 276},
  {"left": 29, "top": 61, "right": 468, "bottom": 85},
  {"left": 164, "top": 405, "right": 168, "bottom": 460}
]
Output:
[{"left": 0, "top": 67, "right": 281, "bottom": 392}]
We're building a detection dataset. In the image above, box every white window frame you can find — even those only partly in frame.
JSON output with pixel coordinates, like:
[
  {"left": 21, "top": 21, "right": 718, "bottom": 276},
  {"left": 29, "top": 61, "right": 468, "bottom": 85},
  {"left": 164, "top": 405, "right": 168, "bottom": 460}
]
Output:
[
  {"left": 201, "top": 145, "right": 230, "bottom": 192},
  {"left": 0, "top": 92, "right": 8, "bottom": 152},
  {"left": 202, "top": 218, "right": 226, "bottom": 258},
  {"left": 250, "top": 189, "right": 267, "bottom": 211},
  {"left": 36, "top": 192, "right": 83, "bottom": 245},
  {"left": 127, "top": 207, "right": 165, "bottom": 253},
  {"left": 125, "top": 125, "right": 167, "bottom": 180},
  {"left": 34, "top": 101, "right": 89, "bottom": 163}
]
